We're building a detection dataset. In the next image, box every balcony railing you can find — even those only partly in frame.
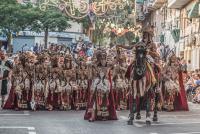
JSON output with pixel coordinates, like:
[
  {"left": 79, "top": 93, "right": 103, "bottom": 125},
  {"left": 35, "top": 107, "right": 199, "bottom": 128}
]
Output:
[{"left": 168, "top": 0, "right": 191, "bottom": 9}]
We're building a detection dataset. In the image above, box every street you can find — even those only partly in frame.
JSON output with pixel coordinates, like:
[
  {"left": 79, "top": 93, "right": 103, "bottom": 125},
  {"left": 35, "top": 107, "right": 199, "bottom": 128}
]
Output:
[{"left": 0, "top": 102, "right": 200, "bottom": 134}]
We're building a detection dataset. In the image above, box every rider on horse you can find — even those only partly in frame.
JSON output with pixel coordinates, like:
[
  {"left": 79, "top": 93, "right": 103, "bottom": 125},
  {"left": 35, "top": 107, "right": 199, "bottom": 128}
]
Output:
[{"left": 117, "top": 25, "right": 162, "bottom": 125}]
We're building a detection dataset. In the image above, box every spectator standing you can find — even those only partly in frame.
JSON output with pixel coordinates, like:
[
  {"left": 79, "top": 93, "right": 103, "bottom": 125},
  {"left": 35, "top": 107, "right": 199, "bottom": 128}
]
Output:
[
  {"left": 187, "top": 60, "right": 192, "bottom": 72},
  {"left": 33, "top": 43, "right": 39, "bottom": 53}
]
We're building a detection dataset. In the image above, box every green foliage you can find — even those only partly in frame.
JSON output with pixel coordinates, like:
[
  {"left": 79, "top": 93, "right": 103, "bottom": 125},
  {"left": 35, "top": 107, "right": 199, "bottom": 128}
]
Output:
[
  {"left": 0, "top": 0, "right": 71, "bottom": 50},
  {"left": 125, "top": 31, "right": 135, "bottom": 43},
  {"left": 117, "top": 35, "right": 126, "bottom": 44},
  {"left": 0, "top": 0, "right": 25, "bottom": 35},
  {"left": 0, "top": 0, "right": 41, "bottom": 52},
  {"left": 92, "top": 19, "right": 106, "bottom": 46},
  {"left": 30, "top": 7, "right": 71, "bottom": 32},
  {"left": 75, "top": 15, "right": 91, "bottom": 34}
]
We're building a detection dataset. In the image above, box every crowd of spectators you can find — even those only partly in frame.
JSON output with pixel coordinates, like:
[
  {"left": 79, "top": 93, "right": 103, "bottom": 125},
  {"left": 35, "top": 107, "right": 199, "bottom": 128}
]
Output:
[
  {"left": 31, "top": 38, "right": 94, "bottom": 58},
  {"left": 184, "top": 60, "right": 200, "bottom": 103}
]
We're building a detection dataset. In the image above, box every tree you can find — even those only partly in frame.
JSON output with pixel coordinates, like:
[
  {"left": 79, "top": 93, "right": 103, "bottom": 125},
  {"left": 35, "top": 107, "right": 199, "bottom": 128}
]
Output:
[
  {"left": 30, "top": 8, "right": 71, "bottom": 48},
  {"left": 125, "top": 31, "right": 135, "bottom": 45},
  {"left": 0, "top": 0, "right": 36, "bottom": 52},
  {"left": 92, "top": 19, "right": 107, "bottom": 48}
]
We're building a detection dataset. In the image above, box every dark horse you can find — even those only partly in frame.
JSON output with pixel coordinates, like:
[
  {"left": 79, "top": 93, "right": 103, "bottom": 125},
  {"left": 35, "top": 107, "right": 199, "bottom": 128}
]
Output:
[{"left": 125, "top": 42, "right": 160, "bottom": 126}]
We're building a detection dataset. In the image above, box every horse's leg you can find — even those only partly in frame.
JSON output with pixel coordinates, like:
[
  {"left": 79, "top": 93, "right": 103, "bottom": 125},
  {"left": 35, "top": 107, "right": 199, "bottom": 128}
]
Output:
[
  {"left": 136, "top": 79, "right": 144, "bottom": 120},
  {"left": 128, "top": 81, "right": 137, "bottom": 125},
  {"left": 153, "top": 84, "right": 159, "bottom": 122},
  {"left": 146, "top": 90, "right": 151, "bottom": 126}
]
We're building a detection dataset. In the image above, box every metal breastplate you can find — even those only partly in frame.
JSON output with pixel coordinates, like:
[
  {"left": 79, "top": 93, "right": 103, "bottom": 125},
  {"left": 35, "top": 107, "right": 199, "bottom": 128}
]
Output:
[
  {"left": 25, "top": 78, "right": 30, "bottom": 89},
  {"left": 79, "top": 80, "right": 88, "bottom": 89},
  {"left": 64, "top": 83, "right": 72, "bottom": 91},
  {"left": 49, "top": 80, "right": 56, "bottom": 91},
  {"left": 71, "top": 81, "right": 77, "bottom": 90},
  {"left": 36, "top": 81, "right": 44, "bottom": 91}
]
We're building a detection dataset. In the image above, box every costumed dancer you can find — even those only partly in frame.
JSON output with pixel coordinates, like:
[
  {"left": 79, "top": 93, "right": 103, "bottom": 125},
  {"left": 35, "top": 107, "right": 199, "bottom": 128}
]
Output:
[
  {"left": 47, "top": 55, "right": 59, "bottom": 110},
  {"left": 113, "top": 48, "right": 129, "bottom": 110},
  {"left": 75, "top": 56, "right": 89, "bottom": 110},
  {"left": 84, "top": 49, "right": 117, "bottom": 122},
  {"left": 59, "top": 53, "right": 74, "bottom": 110},
  {"left": 4, "top": 56, "right": 22, "bottom": 110},
  {"left": 34, "top": 59, "right": 46, "bottom": 110},
  {"left": 162, "top": 54, "right": 188, "bottom": 111},
  {"left": 0, "top": 51, "right": 13, "bottom": 108}
]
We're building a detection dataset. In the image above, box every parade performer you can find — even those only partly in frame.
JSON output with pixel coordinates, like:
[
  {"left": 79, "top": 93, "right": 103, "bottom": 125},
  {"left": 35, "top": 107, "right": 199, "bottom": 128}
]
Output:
[
  {"left": 59, "top": 53, "right": 75, "bottom": 110},
  {"left": 84, "top": 49, "right": 117, "bottom": 122},
  {"left": 162, "top": 54, "right": 188, "bottom": 111},
  {"left": 117, "top": 25, "right": 162, "bottom": 125},
  {"left": 75, "top": 56, "right": 88, "bottom": 110},
  {"left": 113, "top": 48, "right": 129, "bottom": 110},
  {"left": 46, "top": 55, "right": 59, "bottom": 111},
  {"left": 0, "top": 51, "right": 13, "bottom": 108},
  {"left": 176, "top": 58, "right": 189, "bottom": 111},
  {"left": 4, "top": 56, "right": 22, "bottom": 110},
  {"left": 34, "top": 63, "right": 46, "bottom": 110}
]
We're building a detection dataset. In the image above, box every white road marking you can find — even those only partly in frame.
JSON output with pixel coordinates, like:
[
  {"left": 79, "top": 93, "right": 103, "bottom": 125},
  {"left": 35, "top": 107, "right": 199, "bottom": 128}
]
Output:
[
  {"left": 29, "top": 132, "right": 36, "bottom": 134},
  {"left": 172, "top": 132, "right": 200, "bottom": 134},
  {"left": 0, "top": 126, "right": 36, "bottom": 134},
  {"left": 27, "top": 127, "right": 35, "bottom": 131},
  {"left": 0, "top": 126, "right": 35, "bottom": 130},
  {"left": 152, "top": 122, "right": 200, "bottom": 126}
]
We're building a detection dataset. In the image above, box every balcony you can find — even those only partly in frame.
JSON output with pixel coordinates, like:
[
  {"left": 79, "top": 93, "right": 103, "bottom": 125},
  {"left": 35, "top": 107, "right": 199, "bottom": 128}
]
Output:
[
  {"left": 168, "top": 0, "right": 191, "bottom": 9},
  {"left": 152, "top": 0, "right": 166, "bottom": 9}
]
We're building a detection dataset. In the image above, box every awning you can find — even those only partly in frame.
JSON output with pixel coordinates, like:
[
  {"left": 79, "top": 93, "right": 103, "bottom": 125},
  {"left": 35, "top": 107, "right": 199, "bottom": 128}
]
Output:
[{"left": 188, "top": 1, "right": 200, "bottom": 18}]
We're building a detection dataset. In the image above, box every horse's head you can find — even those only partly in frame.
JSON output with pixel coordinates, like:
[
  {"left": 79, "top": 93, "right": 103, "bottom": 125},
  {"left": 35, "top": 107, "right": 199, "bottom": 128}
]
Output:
[{"left": 135, "top": 42, "right": 147, "bottom": 66}]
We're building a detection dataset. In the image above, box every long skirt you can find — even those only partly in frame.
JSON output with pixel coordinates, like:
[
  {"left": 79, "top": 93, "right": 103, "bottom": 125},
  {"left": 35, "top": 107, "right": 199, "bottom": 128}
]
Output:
[
  {"left": 84, "top": 89, "right": 117, "bottom": 121},
  {"left": 74, "top": 88, "right": 87, "bottom": 110},
  {"left": 174, "top": 72, "right": 189, "bottom": 111}
]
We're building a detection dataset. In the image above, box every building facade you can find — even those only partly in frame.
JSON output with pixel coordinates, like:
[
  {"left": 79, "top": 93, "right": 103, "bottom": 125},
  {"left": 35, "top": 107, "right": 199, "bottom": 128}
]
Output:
[{"left": 141, "top": 0, "right": 200, "bottom": 71}]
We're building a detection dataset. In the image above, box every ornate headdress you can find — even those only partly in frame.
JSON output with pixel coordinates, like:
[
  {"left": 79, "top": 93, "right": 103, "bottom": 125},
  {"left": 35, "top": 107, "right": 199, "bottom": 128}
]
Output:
[
  {"left": 168, "top": 53, "right": 177, "bottom": 64},
  {"left": 65, "top": 53, "right": 72, "bottom": 61},
  {"left": 95, "top": 49, "right": 107, "bottom": 60},
  {"left": 142, "top": 24, "right": 154, "bottom": 36},
  {"left": 107, "top": 52, "right": 114, "bottom": 64}
]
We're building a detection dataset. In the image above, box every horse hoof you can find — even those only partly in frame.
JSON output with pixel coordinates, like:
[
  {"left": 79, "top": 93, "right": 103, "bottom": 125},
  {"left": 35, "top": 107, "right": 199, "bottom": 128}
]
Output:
[
  {"left": 153, "top": 116, "right": 158, "bottom": 122},
  {"left": 146, "top": 120, "right": 151, "bottom": 126},
  {"left": 136, "top": 114, "right": 141, "bottom": 120},
  {"left": 127, "top": 120, "right": 133, "bottom": 125}
]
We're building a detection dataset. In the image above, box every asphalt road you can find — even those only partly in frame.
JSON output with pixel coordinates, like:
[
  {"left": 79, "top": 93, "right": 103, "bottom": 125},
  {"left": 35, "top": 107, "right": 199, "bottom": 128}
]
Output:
[{"left": 1, "top": 102, "right": 200, "bottom": 134}]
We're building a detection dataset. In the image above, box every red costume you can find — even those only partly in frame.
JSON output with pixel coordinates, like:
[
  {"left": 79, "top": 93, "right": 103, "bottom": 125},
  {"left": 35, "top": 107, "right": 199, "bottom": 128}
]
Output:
[
  {"left": 84, "top": 50, "right": 117, "bottom": 121},
  {"left": 174, "top": 71, "right": 189, "bottom": 111}
]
